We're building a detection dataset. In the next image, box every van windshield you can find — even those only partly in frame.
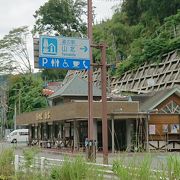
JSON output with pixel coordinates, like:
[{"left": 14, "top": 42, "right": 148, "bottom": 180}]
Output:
[{"left": 19, "top": 132, "right": 29, "bottom": 135}]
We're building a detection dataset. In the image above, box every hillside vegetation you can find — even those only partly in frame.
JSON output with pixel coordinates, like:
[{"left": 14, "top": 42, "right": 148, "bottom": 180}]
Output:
[
  {"left": 93, "top": 0, "right": 180, "bottom": 75},
  {"left": 3, "top": 0, "right": 180, "bottom": 128}
]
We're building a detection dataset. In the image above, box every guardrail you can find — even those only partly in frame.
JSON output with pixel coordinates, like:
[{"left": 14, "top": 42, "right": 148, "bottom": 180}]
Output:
[
  {"left": 14, "top": 155, "right": 117, "bottom": 179},
  {"left": 14, "top": 155, "right": 176, "bottom": 179}
]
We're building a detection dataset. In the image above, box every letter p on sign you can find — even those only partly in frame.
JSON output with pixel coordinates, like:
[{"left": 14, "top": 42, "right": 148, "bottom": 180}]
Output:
[{"left": 42, "top": 58, "right": 48, "bottom": 66}]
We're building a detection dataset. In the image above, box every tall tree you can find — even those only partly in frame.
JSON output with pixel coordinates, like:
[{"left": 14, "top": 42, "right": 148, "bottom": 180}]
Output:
[
  {"left": 33, "top": 0, "right": 87, "bottom": 36},
  {"left": 121, "top": 0, "right": 180, "bottom": 26},
  {"left": 0, "top": 26, "right": 32, "bottom": 74},
  {"left": 7, "top": 74, "right": 48, "bottom": 128},
  {"left": 121, "top": 0, "right": 141, "bottom": 25}
]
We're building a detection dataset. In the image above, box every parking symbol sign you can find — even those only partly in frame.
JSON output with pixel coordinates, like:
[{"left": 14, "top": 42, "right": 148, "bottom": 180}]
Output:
[
  {"left": 39, "top": 35, "right": 90, "bottom": 70},
  {"left": 41, "top": 37, "right": 58, "bottom": 55}
]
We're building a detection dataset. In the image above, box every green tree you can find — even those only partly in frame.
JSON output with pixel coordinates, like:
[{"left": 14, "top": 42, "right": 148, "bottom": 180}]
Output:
[
  {"left": 33, "top": 0, "right": 87, "bottom": 36},
  {"left": 121, "top": 0, "right": 180, "bottom": 26},
  {"left": 7, "top": 74, "right": 48, "bottom": 127},
  {"left": 92, "top": 0, "right": 180, "bottom": 76},
  {"left": 0, "top": 26, "right": 32, "bottom": 74},
  {"left": 121, "top": 0, "right": 141, "bottom": 25},
  {"left": 93, "top": 12, "right": 133, "bottom": 64},
  {"left": 116, "top": 10, "right": 180, "bottom": 75},
  {"left": 41, "top": 69, "right": 67, "bottom": 81}
]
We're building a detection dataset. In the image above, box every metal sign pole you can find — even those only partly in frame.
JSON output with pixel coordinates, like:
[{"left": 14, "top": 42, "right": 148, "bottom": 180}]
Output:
[
  {"left": 100, "top": 43, "right": 108, "bottom": 164},
  {"left": 87, "top": 0, "right": 93, "bottom": 140},
  {"left": 87, "top": 0, "right": 96, "bottom": 161}
]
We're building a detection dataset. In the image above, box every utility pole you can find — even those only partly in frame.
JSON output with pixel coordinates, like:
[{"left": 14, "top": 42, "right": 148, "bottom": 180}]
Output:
[
  {"left": 87, "top": 0, "right": 96, "bottom": 161},
  {"left": 0, "top": 93, "right": 2, "bottom": 139},
  {"left": 0, "top": 86, "right": 7, "bottom": 139},
  {"left": 87, "top": 1, "right": 108, "bottom": 163},
  {"left": 13, "top": 89, "right": 21, "bottom": 115},
  {"left": 12, "top": 89, "right": 21, "bottom": 130},
  {"left": 100, "top": 43, "right": 108, "bottom": 164},
  {"left": 14, "top": 102, "right": 17, "bottom": 130},
  {"left": 18, "top": 89, "right": 21, "bottom": 115}
]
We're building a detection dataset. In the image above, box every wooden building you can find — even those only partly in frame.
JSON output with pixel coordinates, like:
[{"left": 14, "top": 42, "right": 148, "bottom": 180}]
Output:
[
  {"left": 142, "top": 86, "right": 180, "bottom": 150},
  {"left": 16, "top": 75, "right": 145, "bottom": 152},
  {"left": 16, "top": 51, "right": 180, "bottom": 152}
]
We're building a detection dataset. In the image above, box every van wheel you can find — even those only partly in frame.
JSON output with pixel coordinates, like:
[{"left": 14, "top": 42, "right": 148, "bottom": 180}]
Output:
[{"left": 12, "top": 139, "right": 17, "bottom": 143}]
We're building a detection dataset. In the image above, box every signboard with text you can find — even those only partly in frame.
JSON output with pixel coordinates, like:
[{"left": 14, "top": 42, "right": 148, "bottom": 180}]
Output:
[{"left": 38, "top": 36, "right": 90, "bottom": 70}]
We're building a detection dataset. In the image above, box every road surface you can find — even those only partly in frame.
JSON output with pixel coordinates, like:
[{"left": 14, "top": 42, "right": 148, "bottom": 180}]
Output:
[{"left": 1, "top": 141, "right": 180, "bottom": 169}]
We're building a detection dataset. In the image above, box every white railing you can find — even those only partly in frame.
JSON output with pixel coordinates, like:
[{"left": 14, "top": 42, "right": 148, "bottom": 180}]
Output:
[
  {"left": 14, "top": 155, "right": 174, "bottom": 179},
  {"left": 14, "top": 155, "right": 116, "bottom": 179}
]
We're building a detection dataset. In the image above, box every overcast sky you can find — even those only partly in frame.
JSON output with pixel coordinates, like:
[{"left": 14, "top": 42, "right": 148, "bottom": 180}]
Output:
[
  {"left": 0, "top": 0, "right": 119, "bottom": 38},
  {"left": 0, "top": 0, "right": 119, "bottom": 69}
]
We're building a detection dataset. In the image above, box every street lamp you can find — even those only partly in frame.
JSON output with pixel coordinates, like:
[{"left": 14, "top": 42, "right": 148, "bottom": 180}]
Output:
[
  {"left": 13, "top": 103, "right": 17, "bottom": 130},
  {"left": 12, "top": 89, "right": 21, "bottom": 115},
  {"left": 12, "top": 89, "right": 21, "bottom": 130}
]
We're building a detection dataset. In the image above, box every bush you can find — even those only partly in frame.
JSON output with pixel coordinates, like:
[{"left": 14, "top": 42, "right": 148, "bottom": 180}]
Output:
[
  {"left": 50, "top": 156, "right": 103, "bottom": 180},
  {"left": 113, "top": 155, "right": 152, "bottom": 180},
  {"left": 167, "top": 154, "right": 180, "bottom": 179},
  {"left": 0, "top": 148, "right": 14, "bottom": 178},
  {"left": 22, "top": 147, "right": 40, "bottom": 169}
]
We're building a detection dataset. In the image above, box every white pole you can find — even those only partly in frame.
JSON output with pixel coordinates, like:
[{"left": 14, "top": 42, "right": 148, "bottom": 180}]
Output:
[
  {"left": 14, "top": 103, "right": 17, "bottom": 130},
  {"left": 14, "top": 155, "right": 19, "bottom": 171},
  {"left": 41, "top": 157, "right": 45, "bottom": 173}
]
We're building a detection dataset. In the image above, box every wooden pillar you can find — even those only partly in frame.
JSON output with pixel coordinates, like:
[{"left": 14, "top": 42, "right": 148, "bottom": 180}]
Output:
[
  {"left": 44, "top": 123, "right": 47, "bottom": 140},
  {"left": 38, "top": 124, "right": 41, "bottom": 140},
  {"left": 49, "top": 123, "right": 53, "bottom": 140},
  {"left": 146, "top": 114, "right": 150, "bottom": 152},
  {"left": 52, "top": 122, "right": 55, "bottom": 140},
  {"left": 35, "top": 125, "right": 38, "bottom": 139},
  {"left": 28, "top": 124, "right": 32, "bottom": 145},
  {"left": 73, "top": 120, "right": 78, "bottom": 151},
  {"left": 111, "top": 117, "right": 115, "bottom": 154},
  {"left": 126, "top": 120, "right": 133, "bottom": 151},
  {"left": 93, "top": 119, "right": 98, "bottom": 147}
]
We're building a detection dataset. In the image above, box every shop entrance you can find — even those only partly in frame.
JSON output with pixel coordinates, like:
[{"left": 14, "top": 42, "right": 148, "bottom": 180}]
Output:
[{"left": 114, "top": 120, "right": 127, "bottom": 151}]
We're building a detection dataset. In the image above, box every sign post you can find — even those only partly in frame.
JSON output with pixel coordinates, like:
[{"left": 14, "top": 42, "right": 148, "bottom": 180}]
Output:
[
  {"left": 100, "top": 43, "right": 108, "bottom": 164},
  {"left": 38, "top": 36, "right": 90, "bottom": 70},
  {"left": 87, "top": 0, "right": 96, "bottom": 163}
]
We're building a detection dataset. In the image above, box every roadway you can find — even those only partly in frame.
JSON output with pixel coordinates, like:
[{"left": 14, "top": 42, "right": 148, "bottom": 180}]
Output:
[{"left": 1, "top": 141, "right": 180, "bottom": 169}]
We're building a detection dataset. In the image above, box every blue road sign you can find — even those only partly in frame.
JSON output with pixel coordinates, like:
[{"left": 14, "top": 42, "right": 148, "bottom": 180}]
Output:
[
  {"left": 38, "top": 57, "right": 90, "bottom": 70},
  {"left": 41, "top": 37, "right": 58, "bottom": 55},
  {"left": 39, "top": 36, "right": 90, "bottom": 70}
]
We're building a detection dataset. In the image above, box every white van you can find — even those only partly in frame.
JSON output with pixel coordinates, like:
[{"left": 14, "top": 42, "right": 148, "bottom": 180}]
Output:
[{"left": 7, "top": 129, "right": 29, "bottom": 143}]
